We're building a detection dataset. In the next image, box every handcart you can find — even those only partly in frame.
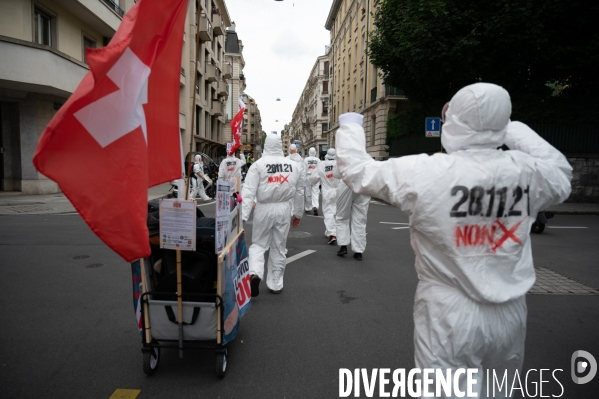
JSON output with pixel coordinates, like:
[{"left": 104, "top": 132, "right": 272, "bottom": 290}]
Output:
[{"left": 131, "top": 184, "right": 249, "bottom": 378}]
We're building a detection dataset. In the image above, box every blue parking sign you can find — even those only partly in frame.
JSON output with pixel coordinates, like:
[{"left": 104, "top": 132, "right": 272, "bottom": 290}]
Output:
[{"left": 425, "top": 117, "right": 441, "bottom": 137}]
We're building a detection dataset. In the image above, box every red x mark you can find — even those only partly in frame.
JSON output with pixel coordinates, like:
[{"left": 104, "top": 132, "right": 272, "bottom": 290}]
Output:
[
  {"left": 491, "top": 219, "right": 524, "bottom": 252},
  {"left": 279, "top": 174, "right": 290, "bottom": 184}
]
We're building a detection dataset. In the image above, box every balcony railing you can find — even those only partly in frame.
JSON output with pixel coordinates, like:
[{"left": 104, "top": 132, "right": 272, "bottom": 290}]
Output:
[
  {"left": 212, "top": 14, "right": 224, "bottom": 36},
  {"left": 385, "top": 85, "right": 404, "bottom": 96},
  {"left": 205, "top": 63, "right": 217, "bottom": 82},
  {"left": 199, "top": 15, "right": 212, "bottom": 42},
  {"left": 101, "top": 0, "right": 124, "bottom": 17}
]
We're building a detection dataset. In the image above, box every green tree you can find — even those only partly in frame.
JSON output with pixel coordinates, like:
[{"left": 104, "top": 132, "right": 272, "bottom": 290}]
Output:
[{"left": 368, "top": 0, "right": 599, "bottom": 126}]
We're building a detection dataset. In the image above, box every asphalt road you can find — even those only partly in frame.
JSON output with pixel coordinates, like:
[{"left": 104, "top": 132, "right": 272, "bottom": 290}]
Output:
[{"left": 0, "top": 201, "right": 598, "bottom": 399}]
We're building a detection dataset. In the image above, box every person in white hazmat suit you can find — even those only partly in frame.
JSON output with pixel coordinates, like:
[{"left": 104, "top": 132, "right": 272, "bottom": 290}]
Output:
[
  {"left": 218, "top": 150, "right": 246, "bottom": 190},
  {"left": 304, "top": 147, "right": 321, "bottom": 215},
  {"left": 242, "top": 134, "right": 305, "bottom": 296},
  {"left": 191, "top": 154, "right": 212, "bottom": 201},
  {"left": 286, "top": 144, "right": 309, "bottom": 216},
  {"left": 309, "top": 148, "right": 340, "bottom": 244},
  {"left": 334, "top": 160, "right": 370, "bottom": 260},
  {"left": 335, "top": 83, "right": 572, "bottom": 398}
]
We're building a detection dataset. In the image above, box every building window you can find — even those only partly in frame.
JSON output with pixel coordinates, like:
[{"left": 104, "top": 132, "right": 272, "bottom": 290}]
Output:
[
  {"left": 322, "top": 123, "right": 329, "bottom": 132},
  {"left": 371, "top": 115, "right": 376, "bottom": 146},
  {"left": 82, "top": 35, "right": 96, "bottom": 64},
  {"left": 322, "top": 81, "right": 328, "bottom": 94},
  {"left": 34, "top": 7, "right": 53, "bottom": 47}
]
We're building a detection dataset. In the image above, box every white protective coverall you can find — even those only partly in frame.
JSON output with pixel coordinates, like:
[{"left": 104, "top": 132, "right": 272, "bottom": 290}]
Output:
[
  {"left": 286, "top": 145, "right": 308, "bottom": 216},
  {"left": 304, "top": 147, "right": 321, "bottom": 211},
  {"left": 242, "top": 134, "right": 305, "bottom": 292},
  {"left": 191, "top": 155, "right": 210, "bottom": 201},
  {"left": 335, "top": 83, "right": 572, "bottom": 398},
  {"left": 218, "top": 152, "right": 246, "bottom": 190},
  {"left": 309, "top": 148, "right": 340, "bottom": 239},
  {"left": 333, "top": 142, "right": 370, "bottom": 254}
]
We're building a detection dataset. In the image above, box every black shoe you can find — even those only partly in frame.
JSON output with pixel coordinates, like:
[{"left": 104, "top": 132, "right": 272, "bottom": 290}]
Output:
[
  {"left": 269, "top": 289, "right": 282, "bottom": 294},
  {"left": 353, "top": 253, "right": 362, "bottom": 261},
  {"left": 328, "top": 236, "right": 337, "bottom": 245},
  {"left": 313, "top": 208, "right": 319, "bottom": 216},
  {"left": 306, "top": 210, "right": 311, "bottom": 213},
  {"left": 337, "top": 245, "right": 348, "bottom": 256},
  {"left": 250, "top": 275, "right": 261, "bottom": 297}
]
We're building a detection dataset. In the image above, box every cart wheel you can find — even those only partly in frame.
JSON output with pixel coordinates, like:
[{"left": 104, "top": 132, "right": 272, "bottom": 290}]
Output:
[
  {"left": 215, "top": 349, "right": 228, "bottom": 378},
  {"left": 143, "top": 346, "right": 160, "bottom": 375},
  {"left": 531, "top": 221, "right": 545, "bottom": 234}
]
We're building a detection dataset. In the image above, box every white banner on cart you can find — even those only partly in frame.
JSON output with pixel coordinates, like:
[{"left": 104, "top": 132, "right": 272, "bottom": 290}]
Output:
[
  {"left": 215, "top": 215, "right": 229, "bottom": 254},
  {"left": 159, "top": 198, "right": 196, "bottom": 250}
]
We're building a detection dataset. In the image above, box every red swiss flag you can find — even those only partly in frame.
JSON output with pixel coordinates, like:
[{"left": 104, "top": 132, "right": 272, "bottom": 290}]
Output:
[
  {"left": 33, "top": 0, "right": 188, "bottom": 262},
  {"left": 229, "top": 97, "right": 246, "bottom": 155}
]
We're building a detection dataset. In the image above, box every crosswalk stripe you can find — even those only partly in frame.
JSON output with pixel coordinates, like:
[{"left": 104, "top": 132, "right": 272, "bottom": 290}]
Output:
[{"left": 109, "top": 389, "right": 141, "bottom": 399}]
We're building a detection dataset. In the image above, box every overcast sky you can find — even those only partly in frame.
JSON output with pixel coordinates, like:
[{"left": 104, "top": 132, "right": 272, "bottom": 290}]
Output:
[{"left": 225, "top": 0, "right": 333, "bottom": 136}]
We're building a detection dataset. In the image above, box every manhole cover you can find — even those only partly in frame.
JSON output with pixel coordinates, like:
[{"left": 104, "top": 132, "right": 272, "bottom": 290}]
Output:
[
  {"left": 2, "top": 204, "right": 53, "bottom": 213},
  {"left": 528, "top": 267, "right": 599, "bottom": 295},
  {"left": 86, "top": 264, "right": 103, "bottom": 269},
  {"left": 287, "top": 231, "right": 312, "bottom": 238},
  {"left": 73, "top": 255, "right": 90, "bottom": 260}
]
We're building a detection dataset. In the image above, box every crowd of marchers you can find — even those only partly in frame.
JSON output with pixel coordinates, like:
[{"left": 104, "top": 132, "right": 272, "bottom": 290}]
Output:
[{"left": 195, "top": 83, "right": 572, "bottom": 399}]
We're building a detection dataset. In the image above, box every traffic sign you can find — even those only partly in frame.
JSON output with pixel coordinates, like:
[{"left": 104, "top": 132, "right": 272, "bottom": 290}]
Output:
[{"left": 425, "top": 117, "right": 441, "bottom": 137}]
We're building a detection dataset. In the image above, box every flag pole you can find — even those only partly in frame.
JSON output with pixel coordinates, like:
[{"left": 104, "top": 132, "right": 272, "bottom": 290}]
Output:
[
  {"left": 175, "top": 1, "right": 203, "bottom": 359},
  {"left": 187, "top": 3, "right": 203, "bottom": 201}
]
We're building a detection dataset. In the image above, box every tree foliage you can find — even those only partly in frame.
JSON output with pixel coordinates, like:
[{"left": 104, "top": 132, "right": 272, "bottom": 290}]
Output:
[{"left": 367, "top": 0, "right": 599, "bottom": 125}]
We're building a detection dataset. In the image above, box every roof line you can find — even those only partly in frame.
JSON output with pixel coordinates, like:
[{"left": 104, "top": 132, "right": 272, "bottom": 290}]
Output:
[{"left": 325, "top": 0, "right": 343, "bottom": 30}]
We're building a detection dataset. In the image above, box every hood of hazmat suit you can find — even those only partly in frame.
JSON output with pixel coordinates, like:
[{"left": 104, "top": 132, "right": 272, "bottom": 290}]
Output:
[
  {"left": 218, "top": 152, "right": 246, "bottom": 189},
  {"left": 336, "top": 85, "right": 572, "bottom": 302},
  {"left": 304, "top": 147, "right": 320, "bottom": 177},
  {"left": 335, "top": 85, "right": 572, "bottom": 376},
  {"left": 242, "top": 134, "right": 305, "bottom": 220},
  {"left": 325, "top": 148, "right": 336, "bottom": 161}
]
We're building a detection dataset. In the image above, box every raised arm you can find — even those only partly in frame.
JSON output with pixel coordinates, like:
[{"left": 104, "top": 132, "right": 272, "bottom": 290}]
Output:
[
  {"left": 335, "top": 113, "right": 423, "bottom": 211},
  {"left": 505, "top": 121, "right": 572, "bottom": 210}
]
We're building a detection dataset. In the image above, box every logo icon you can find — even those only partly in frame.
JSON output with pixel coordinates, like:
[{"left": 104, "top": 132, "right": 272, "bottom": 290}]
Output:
[{"left": 571, "top": 350, "right": 597, "bottom": 384}]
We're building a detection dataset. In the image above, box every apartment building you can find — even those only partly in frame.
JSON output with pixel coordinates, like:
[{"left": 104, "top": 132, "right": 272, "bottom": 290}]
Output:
[
  {"left": 222, "top": 24, "right": 248, "bottom": 156},
  {"left": 324, "top": 0, "right": 408, "bottom": 159},
  {"left": 0, "top": 0, "right": 240, "bottom": 193},
  {"left": 240, "top": 94, "right": 262, "bottom": 159},
  {"left": 288, "top": 54, "right": 330, "bottom": 159},
  {"left": 182, "top": 0, "right": 233, "bottom": 163},
  {"left": 0, "top": 0, "right": 135, "bottom": 194}
]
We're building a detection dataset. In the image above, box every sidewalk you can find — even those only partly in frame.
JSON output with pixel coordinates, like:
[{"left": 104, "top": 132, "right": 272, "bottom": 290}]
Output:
[
  {"left": 0, "top": 185, "right": 597, "bottom": 215},
  {"left": 0, "top": 182, "right": 173, "bottom": 215}
]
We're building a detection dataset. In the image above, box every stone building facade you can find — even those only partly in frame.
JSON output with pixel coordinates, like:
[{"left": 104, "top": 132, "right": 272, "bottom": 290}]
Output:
[
  {"left": 324, "top": 0, "right": 409, "bottom": 159},
  {"left": 288, "top": 54, "right": 330, "bottom": 159}
]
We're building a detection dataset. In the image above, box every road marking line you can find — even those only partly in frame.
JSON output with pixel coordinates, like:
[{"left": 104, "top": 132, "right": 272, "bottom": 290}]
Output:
[
  {"left": 392, "top": 227, "right": 410, "bottom": 230},
  {"left": 380, "top": 222, "right": 410, "bottom": 225},
  {"left": 305, "top": 214, "right": 324, "bottom": 218},
  {"left": 286, "top": 250, "right": 316, "bottom": 264},
  {"left": 547, "top": 227, "right": 589, "bottom": 229},
  {"left": 109, "top": 389, "right": 141, "bottom": 399}
]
